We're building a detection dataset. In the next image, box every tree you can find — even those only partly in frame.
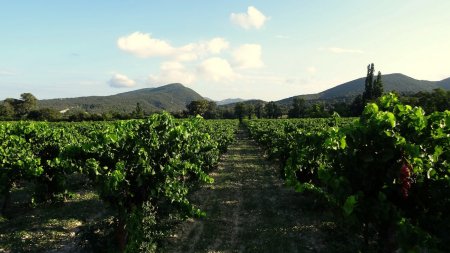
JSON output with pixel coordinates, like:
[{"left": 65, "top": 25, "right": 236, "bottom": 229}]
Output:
[
  {"left": 307, "top": 102, "right": 329, "bottom": 118},
  {"left": 27, "top": 108, "right": 61, "bottom": 121},
  {"left": 68, "top": 111, "right": 90, "bottom": 121},
  {"left": 246, "top": 104, "right": 254, "bottom": 119},
  {"left": 186, "top": 100, "right": 209, "bottom": 117},
  {"left": 19, "top": 93, "right": 37, "bottom": 115},
  {"left": 3, "top": 98, "right": 20, "bottom": 118},
  {"left": 288, "top": 97, "right": 307, "bottom": 118},
  {"left": 373, "top": 71, "right": 384, "bottom": 99},
  {"left": 0, "top": 101, "right": 15, "bottom": 119},
  {"left": 204, "top": 101, "right": 218, "bottom": 119},
  {"left": 351, "top": 64, "right": 384, "bottom": 116},
  {"left": 234, "top": 102, "right": 246, "bottom": 122},
  {"left": 362, "top": 64, "right": 384, "bottom": 103},
  {"left": 265, "top": 101, "right": 282, "bottom": 119},
  {"left": 133, "top": 102, "right": 144, "bottom": 118},
  {"left": 329, "top": 102, "right": 349, "bottom": 117},
  {"left": 413, "top": 88, "right": 450, "bottom": 113},
  {"left": 350, "top": 94, "right": 364, "bottom": 116},
  {"left": 2, "top": 93, "right": 38, "bottom": 118},
  {"left": 221, "top": 108, "right": 235, "bottom": 119},
  {"left": 254, "top": 103, "right": 264, "bottom": 118},
  {"left": 362, "top": 63, "right": 375, "bottom": 102}
]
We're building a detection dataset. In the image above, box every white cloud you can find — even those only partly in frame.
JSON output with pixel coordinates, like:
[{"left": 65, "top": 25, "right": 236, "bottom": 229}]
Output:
[
  {"left": 118, "top": 32, "right": 230, "bottom": 62},
  {"left": 232, "top": 44, "right": 264, "bottom": 69},
  {"left": 117, "top": 32, "right": 174, "bottom": 58},
  {"left": 205, "top": 37, "right": 230, "bottom": 54},
  {"left": 109, "top": 73, "right": 136, "bottom": 88},
  {"left": 197, "top": 57, "right": 235, "bottom": 82},
  {"left": 173, "top": 44, "right": 199, "bottom": 62},
  {"left": 149, "top": 61, "right": 195, "bottom": 85},
  {"left": 320, "top": 47, "right": 364, "bottom": 54},
  {"left": 230, "top": 6, "right": 268, "bottom": 30},
  {"left": 117, "top": 32, "right": 268, "bottom": 86},
  {"left": 172, "top": 37, "right": 230, "bottom": 61}
]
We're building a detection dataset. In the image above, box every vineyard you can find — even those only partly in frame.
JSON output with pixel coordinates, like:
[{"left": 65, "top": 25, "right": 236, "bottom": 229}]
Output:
[
  {"left": 0, "top": 114, "right": 238, "bottom": 252},
  {"left": 245, "top": 94, "right": 450, "bottom": 252},
  {"left": 1, "top": 93, "right": 450, "bottom": 252}
]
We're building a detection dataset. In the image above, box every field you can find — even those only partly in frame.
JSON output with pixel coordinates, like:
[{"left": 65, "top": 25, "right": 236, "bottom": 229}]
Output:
[{"left": 1, "top": 94, "right": 450, "bottom": 252}]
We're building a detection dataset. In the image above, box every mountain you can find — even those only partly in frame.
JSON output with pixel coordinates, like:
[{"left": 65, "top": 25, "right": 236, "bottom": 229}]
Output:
[
  {"left": 277, "top": 73, "right": 449, "bottom": 106},
  {"left": 216, "top": 98, "right": 246, "bottom": 105},
  {"left": 38, "top": 83, "right": 204, "bottom": 114},
  {"left": 35, "top": 74, "right": 449, "bottom": 114},
  {"left": 438, "top": 77, "right": 450, "bottom": 89}
]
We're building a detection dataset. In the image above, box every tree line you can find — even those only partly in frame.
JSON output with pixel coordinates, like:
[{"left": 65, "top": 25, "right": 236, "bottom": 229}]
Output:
[
  {"left": 0, "top": 95, "right": 158, "bottom": 121},
  {"left": 2, "top": 63, "right": 449, "bottom": 121}
]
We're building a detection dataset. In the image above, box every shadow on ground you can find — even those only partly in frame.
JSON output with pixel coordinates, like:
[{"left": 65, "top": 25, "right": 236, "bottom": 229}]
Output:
[{"left": 163, "top": 128, "right": 339, "bottom": 253}]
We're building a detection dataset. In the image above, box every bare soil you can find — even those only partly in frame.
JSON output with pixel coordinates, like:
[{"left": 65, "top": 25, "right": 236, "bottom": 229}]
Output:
[{"left": 162, "top": 128, "right": 337, "bottom": 253}]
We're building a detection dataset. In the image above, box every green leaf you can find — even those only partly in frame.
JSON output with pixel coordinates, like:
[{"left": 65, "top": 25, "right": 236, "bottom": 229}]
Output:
[{"left": 343, "top": 195, "right": 358, "bottom": 216}]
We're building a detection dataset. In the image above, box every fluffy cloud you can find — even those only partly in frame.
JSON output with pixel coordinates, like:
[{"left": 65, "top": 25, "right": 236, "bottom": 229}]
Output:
[
  {"left": 204, "top": 37, "right": 230, "bottom": 54},
  {"left": 320, "top": 47, "right": 364, "bottom": 54},
  {"left": 118, "top": 32, "right": 229, "bottom": 61},
  {"left": 109, "top": 73, "right": 136, "bottom": 88},
  {"left": 232, "top": 44, "right": 264, "bottom": 69},
  {"left": 149, "top": 61, "right": 195, "bottom": 85},
  {"left": 117, "top": 32, "right": 267, "bottom": 85},
  {"left": 117, "top": 32, "right": 174, "bottom": 58},
  {"left": 197, "top": 57, "right": 235, "bottom": 82},
  {"left": 230, "top": 6, "right": 268, "bottom": 30}
]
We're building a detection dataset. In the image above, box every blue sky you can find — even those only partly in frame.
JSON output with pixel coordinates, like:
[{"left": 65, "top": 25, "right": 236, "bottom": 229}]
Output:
[{"left": 1, "top": 1, "right": 449, "bottom": 101}]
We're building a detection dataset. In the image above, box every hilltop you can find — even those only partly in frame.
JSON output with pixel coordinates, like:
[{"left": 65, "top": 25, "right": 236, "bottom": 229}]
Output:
[
  {"left": 37, "top": 83, "right": 204, "bottom": 114},
  {"left": 35, "top": 74, "right": 450, "bottom": 114},
  {"left": 277, "top": 73, "right": 449, "bottom": 105}
]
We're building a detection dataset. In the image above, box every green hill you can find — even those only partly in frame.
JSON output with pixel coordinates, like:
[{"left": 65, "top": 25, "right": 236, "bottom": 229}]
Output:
[
  {"left": 217, "top": 98, "right": 247, "bottom": 105},
  {"left": 38, "top": 83, "right": 204, "bottom": 114},
  {"left": 277, "top": 73, "right": 448, "bottom": 106},
  {"left": 36, "top": 74, "right": 449, "bottom": 114},
  {"left": 438, "top": 77, "right": 450, "bottom": 89}
]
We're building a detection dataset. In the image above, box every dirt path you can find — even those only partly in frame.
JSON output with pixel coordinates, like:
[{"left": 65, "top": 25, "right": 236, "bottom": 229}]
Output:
[{"left": 163, "top": 127, "right": 333, "bottom": 253}]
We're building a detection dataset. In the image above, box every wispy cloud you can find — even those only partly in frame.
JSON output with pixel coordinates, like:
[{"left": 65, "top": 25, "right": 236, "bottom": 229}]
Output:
[
  {"left": 320, "top": 47, "right": 364, "bottom": 54},
  {"left": 230, "top": 6, "right": 268, "bottom": 30}
]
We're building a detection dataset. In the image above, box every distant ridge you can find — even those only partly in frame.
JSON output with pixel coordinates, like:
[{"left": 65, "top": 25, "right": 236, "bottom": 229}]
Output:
[
  {"left": 439, "top": 77, "right": 450, "bottom": 89},
  {"left": 216, "top": 98, "right": 246, "bottom": 105},
  {"left": 276, "top": 73, "right": 450, "bottom": 105},
  {"left": 36, "top": 73, "right": 450, "bottom": 113},
  {"left": 38, "top": 83, "right": 204, "bottom": 114}
]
